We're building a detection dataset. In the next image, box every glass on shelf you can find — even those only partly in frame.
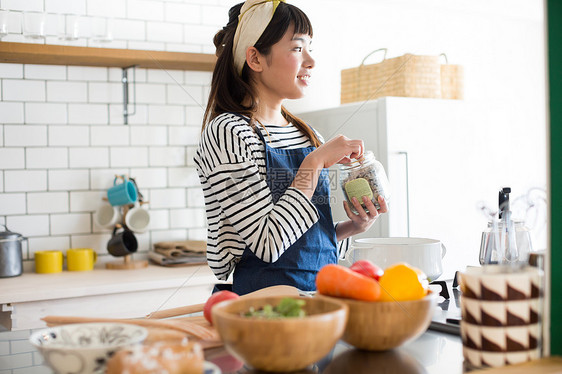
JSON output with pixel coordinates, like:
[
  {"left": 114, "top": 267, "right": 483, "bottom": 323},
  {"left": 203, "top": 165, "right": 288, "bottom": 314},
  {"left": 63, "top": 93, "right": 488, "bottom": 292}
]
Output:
[
  {"left": 0, "top": 9, "right": 9, "bottom": 38},
  {"left": 90, "top": 16, "right": 113, "bottom": 42},
  {"left": 23, "top": 11, "right": 46, "bottom": 39},
  {"left": 57, "top": 14, "right": 80, "bottom": 41}
]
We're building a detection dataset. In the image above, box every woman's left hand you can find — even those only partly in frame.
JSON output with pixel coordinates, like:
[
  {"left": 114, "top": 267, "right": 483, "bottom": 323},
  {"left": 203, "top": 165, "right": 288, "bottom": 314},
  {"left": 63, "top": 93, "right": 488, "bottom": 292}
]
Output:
[{"left": 343, "top": 195, "right": 388, "bottom": 234}]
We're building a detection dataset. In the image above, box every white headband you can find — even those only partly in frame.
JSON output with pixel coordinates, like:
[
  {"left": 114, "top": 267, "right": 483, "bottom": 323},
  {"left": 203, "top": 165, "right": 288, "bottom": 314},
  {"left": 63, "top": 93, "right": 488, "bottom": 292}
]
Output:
[{"left": 232, "top": 0, "right": 285, "bottom": 75}]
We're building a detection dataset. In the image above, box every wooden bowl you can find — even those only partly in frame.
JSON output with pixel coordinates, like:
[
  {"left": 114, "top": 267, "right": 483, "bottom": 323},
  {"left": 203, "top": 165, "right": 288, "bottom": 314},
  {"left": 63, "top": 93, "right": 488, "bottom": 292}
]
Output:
[
  {"left": 317, "top": 292, "right": 437, "bottom": 351},
  {"left": 212, "top": 296, "right": 348, "bottom": 372}
]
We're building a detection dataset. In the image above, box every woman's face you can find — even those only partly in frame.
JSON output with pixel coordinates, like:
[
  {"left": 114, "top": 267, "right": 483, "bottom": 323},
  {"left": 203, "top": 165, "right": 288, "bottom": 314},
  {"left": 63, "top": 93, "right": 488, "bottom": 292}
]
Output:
[{"left": 254, "top": 25, "right": 315, "bottom": 102}]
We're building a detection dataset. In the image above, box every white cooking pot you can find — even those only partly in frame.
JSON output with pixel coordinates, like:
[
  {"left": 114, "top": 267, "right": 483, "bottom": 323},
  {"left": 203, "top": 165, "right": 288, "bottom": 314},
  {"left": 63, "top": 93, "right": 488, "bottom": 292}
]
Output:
[{"left": 344, "top": 238, "right": 447, "bottom": 281}]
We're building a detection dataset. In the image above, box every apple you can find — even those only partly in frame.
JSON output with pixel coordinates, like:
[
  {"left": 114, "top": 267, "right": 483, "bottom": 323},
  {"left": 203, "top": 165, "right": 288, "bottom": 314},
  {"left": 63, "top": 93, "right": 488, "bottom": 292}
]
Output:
[
  {"left": 203, "top": 290, "right": 239, "bottom": 325},
  {"left": 350, "top": 259, "right": 384, "bottom": 281}
]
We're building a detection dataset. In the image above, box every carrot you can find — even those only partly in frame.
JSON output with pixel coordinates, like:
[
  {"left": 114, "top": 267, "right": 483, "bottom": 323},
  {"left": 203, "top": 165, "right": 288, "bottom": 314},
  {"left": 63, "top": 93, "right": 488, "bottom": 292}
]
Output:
[{"left": 316, "top": 264, "right": 381, "bottom": 301}]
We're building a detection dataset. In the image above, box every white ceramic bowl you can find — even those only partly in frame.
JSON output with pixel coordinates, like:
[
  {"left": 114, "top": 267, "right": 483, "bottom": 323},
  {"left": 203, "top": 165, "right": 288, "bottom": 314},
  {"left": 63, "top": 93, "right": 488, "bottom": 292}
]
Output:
[
  {"left": 30, "top": 323, "right": 147, "bottom": 374},
  {"left": 347, "top": 237, "right": 447, "bottom": 281}
]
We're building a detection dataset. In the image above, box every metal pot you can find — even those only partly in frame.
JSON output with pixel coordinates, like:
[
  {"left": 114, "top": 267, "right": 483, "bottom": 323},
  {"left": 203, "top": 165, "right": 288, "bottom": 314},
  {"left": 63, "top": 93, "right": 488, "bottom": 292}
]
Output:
[{"left": 0, "top": 224, "right": 26, "bottom": 277}]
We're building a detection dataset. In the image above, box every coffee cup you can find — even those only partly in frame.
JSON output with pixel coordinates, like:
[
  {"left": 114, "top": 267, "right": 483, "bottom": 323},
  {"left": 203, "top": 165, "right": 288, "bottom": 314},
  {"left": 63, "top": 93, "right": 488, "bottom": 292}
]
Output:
[
  {"left": 125, "top": 203, "right": 150, "bottom": 233},
  {"left": 107, "top": 175, "right": 137, "bottom": 206},
  {"left": 94, "top": 204, "right": 121, "bottom": 229},
  {"left": 35, "top": 250, "right": 63, "bottom": 274},
  {"left": 67, "top": 248, "right": 97, "bottom": 271},
  {"left": 107, "top": 226, "right": 138, "bottom": 257}
]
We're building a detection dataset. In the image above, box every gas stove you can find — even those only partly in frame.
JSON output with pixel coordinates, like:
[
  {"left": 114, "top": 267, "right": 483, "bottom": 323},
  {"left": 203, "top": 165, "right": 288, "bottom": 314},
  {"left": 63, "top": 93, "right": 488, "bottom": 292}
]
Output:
[{"left": 428, "top": 273, "right": 462, "bottom": 335}]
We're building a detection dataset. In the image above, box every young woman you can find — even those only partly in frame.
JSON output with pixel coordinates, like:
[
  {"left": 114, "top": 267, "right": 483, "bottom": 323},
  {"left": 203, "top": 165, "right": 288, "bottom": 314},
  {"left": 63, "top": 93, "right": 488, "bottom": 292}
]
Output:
[{"left": 194, "top": 0, "right": 387, "bottom": 295}]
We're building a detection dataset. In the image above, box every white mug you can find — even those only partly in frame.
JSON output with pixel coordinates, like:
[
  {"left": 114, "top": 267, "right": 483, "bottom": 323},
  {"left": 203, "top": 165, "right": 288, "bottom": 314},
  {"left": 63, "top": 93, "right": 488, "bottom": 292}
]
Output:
[
  {"left": 125, "top": 203, "right": 150, "bottom": 233},
  {"left": 94, "top": 204, "right": 121, "bottom": 229},
  {"left": 347, "top": 237, "right": 447, "bottom": 281}
]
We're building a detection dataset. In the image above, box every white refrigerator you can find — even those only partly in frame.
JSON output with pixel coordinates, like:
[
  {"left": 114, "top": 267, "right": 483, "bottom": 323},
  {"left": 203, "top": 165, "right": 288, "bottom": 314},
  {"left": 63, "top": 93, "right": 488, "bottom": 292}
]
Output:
[{"left": 297, "top": 97, "right": 544, "bottom": 280}]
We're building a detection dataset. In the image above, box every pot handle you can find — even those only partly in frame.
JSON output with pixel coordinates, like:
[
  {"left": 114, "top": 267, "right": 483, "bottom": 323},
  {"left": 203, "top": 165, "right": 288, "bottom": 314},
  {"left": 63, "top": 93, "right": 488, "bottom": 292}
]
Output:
[
  {"left": 0, "top": 224, "right": 27, "bottom": 242},
  {"left": 441, "top": 243, "right": 447, "bottom": 258}
]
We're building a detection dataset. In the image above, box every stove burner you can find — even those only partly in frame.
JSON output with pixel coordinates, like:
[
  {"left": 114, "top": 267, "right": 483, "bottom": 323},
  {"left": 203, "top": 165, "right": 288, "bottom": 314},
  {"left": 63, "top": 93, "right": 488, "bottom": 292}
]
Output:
[
  {"left": 428, "top": 275, "right": 462, "bottom": 336},
  {"left": 430, "top": 280, "right": 450, "bottom": 299}
]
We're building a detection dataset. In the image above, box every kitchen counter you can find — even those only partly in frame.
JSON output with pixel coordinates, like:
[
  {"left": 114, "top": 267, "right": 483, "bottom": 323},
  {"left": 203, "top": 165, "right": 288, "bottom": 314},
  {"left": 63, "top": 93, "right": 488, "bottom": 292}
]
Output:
[
  {"left": 208, "top": 330, "right": 465, "bottom": 373},
  {"left": 0, "top": 263, "right": 218, "bottom": 331},
  {"left": 0, "top": 279, "right": 554, "bottom": 373},
  {"left": 1, "top": 319, "right": 558, "bottom": 374},
  {"left": 0, "top": 279, "right": 466, "bottom": 373},
  {"left": 0, "top": 327, "right": 464, "bottom": 374}
]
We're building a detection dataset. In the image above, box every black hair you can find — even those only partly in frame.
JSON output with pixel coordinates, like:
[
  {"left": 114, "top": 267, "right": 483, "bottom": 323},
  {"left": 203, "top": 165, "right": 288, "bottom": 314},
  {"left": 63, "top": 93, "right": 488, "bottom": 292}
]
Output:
[{"left": 202, "top": 2, "right": 320, "bottom": 147}]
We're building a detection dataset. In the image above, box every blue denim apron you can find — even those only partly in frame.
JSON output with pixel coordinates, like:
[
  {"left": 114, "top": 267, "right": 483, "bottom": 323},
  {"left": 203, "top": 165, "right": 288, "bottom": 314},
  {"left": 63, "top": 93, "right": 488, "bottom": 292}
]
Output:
[{"left": 232, "top": 122, "right": 338, "bottom": 295}]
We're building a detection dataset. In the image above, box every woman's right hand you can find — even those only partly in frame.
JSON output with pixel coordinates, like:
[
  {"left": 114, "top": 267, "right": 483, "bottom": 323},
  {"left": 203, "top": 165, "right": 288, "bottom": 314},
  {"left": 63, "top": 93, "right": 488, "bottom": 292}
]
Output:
[
  {"left": 292, "top": 135, "right": 364, "bottom": 199},
  {"left": 307, "top": 135, "right": 364, "bottom": 169}
]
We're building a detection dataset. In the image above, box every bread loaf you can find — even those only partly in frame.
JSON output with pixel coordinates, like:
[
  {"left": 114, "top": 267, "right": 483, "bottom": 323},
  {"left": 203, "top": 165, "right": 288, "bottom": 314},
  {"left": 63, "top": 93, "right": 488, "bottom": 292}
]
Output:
[{"left": 106, "top": 341, "right": 204, "bottom": 374}]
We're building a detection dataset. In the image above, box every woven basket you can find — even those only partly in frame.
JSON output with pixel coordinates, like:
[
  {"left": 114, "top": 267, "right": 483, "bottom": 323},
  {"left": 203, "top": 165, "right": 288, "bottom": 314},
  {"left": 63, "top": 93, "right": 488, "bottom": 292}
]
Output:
[
  {"left": 439, "top": 53, "right": 464, "bottom": 100},
  {"left": 341, "top": 49, "right": 462, "bottom": 104}
]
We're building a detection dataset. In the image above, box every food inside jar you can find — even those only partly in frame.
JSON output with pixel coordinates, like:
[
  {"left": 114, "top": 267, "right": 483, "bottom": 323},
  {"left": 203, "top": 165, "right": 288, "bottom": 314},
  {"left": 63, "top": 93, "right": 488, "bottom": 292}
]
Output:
[{"left": 343, "top": 171, "right": 385, "bottom": 212}]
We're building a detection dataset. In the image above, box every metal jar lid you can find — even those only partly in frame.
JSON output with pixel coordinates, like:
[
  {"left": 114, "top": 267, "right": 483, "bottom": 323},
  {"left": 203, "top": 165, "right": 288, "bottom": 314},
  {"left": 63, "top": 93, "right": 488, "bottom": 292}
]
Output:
[{"left": 0, "top": 224, "right": 23, "bottom": 242}]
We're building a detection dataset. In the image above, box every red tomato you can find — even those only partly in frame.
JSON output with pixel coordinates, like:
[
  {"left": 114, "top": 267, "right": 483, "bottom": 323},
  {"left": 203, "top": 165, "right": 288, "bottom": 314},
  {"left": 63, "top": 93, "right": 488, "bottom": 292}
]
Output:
[
  {"left": 350, "top": 260, "right": 384, "bottom": 281},
  {"left": 203, "top": 290, "right": 239, "bottom": 325}
]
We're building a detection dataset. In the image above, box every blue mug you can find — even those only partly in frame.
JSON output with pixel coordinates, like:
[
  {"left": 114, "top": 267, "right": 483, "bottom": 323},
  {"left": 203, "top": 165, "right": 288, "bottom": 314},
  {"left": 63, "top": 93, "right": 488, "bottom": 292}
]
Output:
[{"left": 107, "top": 176, "right": 137, "bottom": 206}]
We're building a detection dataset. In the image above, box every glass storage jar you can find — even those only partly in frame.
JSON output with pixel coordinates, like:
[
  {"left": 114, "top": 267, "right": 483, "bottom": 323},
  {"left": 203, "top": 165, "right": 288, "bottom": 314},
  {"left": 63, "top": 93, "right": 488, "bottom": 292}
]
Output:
[{"left": 339, "top": 151, "right": 391, "bottom": 214}]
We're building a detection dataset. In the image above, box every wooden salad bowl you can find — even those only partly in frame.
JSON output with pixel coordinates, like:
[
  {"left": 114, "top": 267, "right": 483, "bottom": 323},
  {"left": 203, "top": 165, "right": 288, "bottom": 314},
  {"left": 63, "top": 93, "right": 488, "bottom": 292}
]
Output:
[
  {"left": 317, "top": 292, "right": 437, "bottom": 351},
  {"left": 211, "top": 296, "right": 348, "bottom": 372}
]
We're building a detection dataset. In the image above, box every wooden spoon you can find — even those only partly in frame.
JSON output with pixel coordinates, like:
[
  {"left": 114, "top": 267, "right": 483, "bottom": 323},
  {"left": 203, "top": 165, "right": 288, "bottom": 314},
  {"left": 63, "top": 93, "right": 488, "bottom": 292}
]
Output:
[{"left": 145, "top": 285, "right": 300, "bottom": 319}]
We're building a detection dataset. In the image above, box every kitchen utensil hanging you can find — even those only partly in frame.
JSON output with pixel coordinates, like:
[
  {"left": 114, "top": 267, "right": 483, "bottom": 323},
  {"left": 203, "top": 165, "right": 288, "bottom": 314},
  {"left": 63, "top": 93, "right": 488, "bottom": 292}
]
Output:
[
  {"left": 122, "top": 65, "right": 136, "bottom": 124},
  {"left": 102, "top": 174, "right": 149, "bottom": 270}
]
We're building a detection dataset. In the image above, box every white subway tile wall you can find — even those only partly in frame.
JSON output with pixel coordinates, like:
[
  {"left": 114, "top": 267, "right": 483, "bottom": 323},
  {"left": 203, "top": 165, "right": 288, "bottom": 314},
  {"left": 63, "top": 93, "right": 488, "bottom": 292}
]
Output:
[
  {"left": 0, "top": 103, "right": 24, "bottom": 123},
  {"left": 25, "top": 103, "right": 67, "bottom": 124},
  {"left": 45, "top": 0, "right": 86, "bottom": 16},
  {"left": 0, "top": 0, "right": 224, "bottom": 263},
  {"left": 5, "top": 125, "right": 47, "bottom": 147},
  {"left": 0, "top": 64, "right": 24, "bottom": 79},
  {"left": 24, "top": 65, "right": 66, "bottom": 80},
  {"left": 0, "top": 1, "right": 226, "bottom": 370}
]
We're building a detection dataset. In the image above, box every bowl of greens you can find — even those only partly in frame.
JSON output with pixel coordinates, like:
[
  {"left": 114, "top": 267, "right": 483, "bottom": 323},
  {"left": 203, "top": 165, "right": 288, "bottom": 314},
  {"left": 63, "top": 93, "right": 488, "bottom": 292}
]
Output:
[{"left": 212, "top": 296, "right": 348, "bottom": 372}]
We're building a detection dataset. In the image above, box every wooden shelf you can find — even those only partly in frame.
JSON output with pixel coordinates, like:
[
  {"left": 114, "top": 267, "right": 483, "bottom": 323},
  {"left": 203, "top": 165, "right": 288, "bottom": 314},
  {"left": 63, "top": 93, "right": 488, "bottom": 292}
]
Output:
[{"left": 0, "top": 42, "right": 216, "bottom": 71}]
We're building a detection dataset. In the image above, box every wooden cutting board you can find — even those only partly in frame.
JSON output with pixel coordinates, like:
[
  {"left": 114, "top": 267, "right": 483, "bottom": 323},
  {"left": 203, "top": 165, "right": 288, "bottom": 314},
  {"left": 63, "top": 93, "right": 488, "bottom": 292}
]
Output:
[
  {"left": 171, "top": 315, "right": 222, "bottom": 350},
  {"left": 471, "top": 356, "right": 562, "bottom": 373}
]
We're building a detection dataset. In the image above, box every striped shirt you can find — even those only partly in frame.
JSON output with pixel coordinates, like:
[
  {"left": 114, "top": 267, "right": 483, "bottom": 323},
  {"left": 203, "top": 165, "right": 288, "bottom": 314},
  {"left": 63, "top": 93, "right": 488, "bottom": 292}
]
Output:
[{"left": 194, "top": 112, "right": 351, "bottom": 281}]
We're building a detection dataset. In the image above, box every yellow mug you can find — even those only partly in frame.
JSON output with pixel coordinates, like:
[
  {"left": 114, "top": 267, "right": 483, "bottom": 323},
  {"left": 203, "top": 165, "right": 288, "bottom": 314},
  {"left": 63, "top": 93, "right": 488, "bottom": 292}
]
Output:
[
  {"left": 35, "top": 250, "right": 63, "bottom": 274},
  {"left": 67, "top": 248, "right": 97, "bottom": 271}
]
